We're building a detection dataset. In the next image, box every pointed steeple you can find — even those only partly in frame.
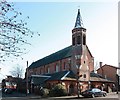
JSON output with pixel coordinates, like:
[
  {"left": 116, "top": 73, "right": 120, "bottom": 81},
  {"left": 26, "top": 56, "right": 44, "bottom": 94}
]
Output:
[{"left": 74, "top": 9, "right": 84, "bottom": 28}]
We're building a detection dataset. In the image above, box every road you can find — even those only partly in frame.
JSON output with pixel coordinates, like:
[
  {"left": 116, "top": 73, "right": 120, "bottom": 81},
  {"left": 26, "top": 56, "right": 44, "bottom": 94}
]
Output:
[{"left": 1, "top": 92, "right": 120, "bottom": 100}]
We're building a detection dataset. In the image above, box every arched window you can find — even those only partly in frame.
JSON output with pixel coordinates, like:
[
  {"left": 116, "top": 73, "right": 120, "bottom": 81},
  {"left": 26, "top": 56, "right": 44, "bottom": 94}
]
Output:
[
  {"left": 72, "top": 37, "right": 75, "bottom": 45},
  {"left": 83, "top": 74, "right": 86, "bottom": 78},
  {"left": 77, "top": 35, "right": 81, "bottom": 44},
  {"left": 56, "top": 65, "right": 59, "bottom": 72},
  {"left": 83, "top": 35, "right": 86, "bottom": 45},
  {"left": 63, "top": 62, "right": 66, "bottom": 70},
  {"left": 55, "top": 64, "right": 59, "bottom": 72},
  {"left": 46, "top": 67, "right": 50, "bottom": 73}
]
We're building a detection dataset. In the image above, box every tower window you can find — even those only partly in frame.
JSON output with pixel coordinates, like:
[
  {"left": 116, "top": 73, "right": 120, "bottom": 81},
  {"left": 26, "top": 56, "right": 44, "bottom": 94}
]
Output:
[
  {"left": 72, "top": 37, "right": 75, "bottom": 45},
  {"left": 83, "top": 35, "right": 86, "bottom": 45},
  {"left": 77, "top": 36, "right": 81, "bottom": 44}
]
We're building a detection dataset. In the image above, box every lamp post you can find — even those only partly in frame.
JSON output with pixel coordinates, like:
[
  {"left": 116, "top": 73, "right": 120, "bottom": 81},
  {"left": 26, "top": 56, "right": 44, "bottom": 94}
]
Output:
[
  {"left": 116, "top": 74, "right": 119, "bottom": 94},
  {"left": 116, "top": 63, "right": 120, "bottom": 94},
  {"left": 77, "top": 74, "right": 80, "bottom": 98},
  {"left": 26, "top": 61, "right": 29, "bottom": 96}
]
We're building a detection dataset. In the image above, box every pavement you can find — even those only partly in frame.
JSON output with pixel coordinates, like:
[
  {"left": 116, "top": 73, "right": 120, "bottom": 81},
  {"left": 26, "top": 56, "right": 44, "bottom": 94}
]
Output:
[{"left": 1, "top": 92, "right": 120, "bottom": 100}]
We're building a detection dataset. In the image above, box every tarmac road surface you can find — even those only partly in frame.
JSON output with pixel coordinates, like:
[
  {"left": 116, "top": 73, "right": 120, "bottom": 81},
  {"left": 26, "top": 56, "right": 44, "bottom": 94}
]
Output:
[{"left": 1, "top": 92, "right": 119, "bottom": 100}]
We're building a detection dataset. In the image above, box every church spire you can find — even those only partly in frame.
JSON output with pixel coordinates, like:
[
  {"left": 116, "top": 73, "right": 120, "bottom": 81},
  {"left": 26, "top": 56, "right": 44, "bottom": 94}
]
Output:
[{"left": 74, "top": 9, "right": 84, "bottom": 28}]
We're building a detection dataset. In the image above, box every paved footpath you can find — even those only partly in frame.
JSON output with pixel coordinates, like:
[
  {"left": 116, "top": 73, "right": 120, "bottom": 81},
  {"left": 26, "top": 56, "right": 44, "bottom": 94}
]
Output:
[{"left": 118, "top": 93, "right": 120, "bottom": 100}]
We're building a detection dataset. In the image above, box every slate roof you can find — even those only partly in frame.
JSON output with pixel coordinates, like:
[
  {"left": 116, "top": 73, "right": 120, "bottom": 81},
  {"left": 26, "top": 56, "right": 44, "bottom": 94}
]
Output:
[
  {"left": 97, "top": 64, "right": 120, "bottom": 71},
  {"left": 90, "top": 72, "right": 104, "bottom": 78},
  {"left": 74, "top": 9, "right": 84, "bottom": 28},
  {"left": 31, "top": 71, "right": 75, "bottom": 85},
  {"left": 46, "top": 70, "right": 75, "bottom": 81},
  {"left": 31, "top": 71, "right": 113, "bottom": 86},
  {"left": 29, "top": 46, "right": 72, "bottom": 69},
  {"left": 90, "top": 72, "right": 114, "bottom": 83},
  {"left": 31, "top": 76, "right": 49, "bottom": 85}
]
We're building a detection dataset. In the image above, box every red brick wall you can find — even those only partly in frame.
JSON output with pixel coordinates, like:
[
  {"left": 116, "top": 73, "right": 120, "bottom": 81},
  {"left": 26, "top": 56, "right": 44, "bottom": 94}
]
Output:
[
  {"left": 28, "top": 46, "right": 94, "bottom": 79},
  {"left": 28, "top": 47, "right": 94, "bottom": 78},
  {"left": 86, "top": 48, "right": 94, "bottom": 72},
  {"left": 97, "top": 65, "right": 117, "bottom": 82},
  {"left": 28, "top": 57, "right": 72, "bottom": 77}
]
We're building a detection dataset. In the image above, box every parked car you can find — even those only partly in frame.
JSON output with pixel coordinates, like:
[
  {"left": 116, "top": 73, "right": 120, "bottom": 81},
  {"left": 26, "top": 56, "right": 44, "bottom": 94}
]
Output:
[
  {"left": 81, "top": 88, "right": 107, "bottom": 98},
  {"left": 3, "top": 88, "right": 13, "bottom": 94}
]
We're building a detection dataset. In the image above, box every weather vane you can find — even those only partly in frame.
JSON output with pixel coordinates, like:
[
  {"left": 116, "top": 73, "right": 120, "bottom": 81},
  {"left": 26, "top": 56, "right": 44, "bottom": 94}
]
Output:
[{"left": 78, "top": 6, "right": 80, "bottom": 10}]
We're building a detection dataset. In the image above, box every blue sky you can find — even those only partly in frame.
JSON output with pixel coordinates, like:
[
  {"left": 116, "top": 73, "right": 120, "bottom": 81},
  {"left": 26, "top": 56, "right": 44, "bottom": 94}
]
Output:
[{"left": 0, "top": 2, "right": 118, "bottom": 79}]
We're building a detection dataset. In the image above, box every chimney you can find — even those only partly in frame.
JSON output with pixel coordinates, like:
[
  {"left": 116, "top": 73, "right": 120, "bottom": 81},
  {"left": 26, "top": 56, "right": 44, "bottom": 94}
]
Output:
[
  {"left": 99, "top": 62, "right": 104, "bottom": 77},
  {"left": 99, "top": 62, "right": 103, "bottom": 68}
]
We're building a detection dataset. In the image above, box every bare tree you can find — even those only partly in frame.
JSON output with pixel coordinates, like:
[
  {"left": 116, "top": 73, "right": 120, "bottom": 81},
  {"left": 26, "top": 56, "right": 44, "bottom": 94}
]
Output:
[
  {"left": 10, "top": 64, "right": 24, "bottom": 78},
  {"left": 0, "top": 0, "right": 40, "bottom": 62}
]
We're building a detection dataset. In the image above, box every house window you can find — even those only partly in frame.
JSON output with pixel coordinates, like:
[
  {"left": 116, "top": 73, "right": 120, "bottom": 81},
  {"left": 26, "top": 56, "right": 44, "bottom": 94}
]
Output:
[
  {"left": 83, "top": 35, "right": 86, "bottom": 45},
  {"left": 72, "top": 37, "right": 75, "bottom": 45},
  {"left": 77, "top": 36, "right": 81, "bottom": 44}
]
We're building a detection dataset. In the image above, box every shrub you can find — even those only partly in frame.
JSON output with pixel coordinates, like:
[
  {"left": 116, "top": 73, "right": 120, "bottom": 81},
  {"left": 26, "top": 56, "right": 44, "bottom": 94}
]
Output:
[
  {"left": 40, "top": 88, "right": 50, "bottom": 97},
  {"left": 49, "top": 83, "right": 67, "bottom": 97}
]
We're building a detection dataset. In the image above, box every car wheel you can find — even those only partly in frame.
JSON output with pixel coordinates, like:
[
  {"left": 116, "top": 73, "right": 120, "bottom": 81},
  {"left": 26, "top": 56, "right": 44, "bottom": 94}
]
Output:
[
  {"left": 91, "top": 94, "right": 95, "bottom": 98},
  {"left": 103, "top": 93, "right": 106, "bottom": 97}
]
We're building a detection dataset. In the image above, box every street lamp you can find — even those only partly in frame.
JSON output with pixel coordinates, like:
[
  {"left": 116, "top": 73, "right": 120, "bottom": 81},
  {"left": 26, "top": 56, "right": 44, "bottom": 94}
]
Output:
[
  {"left": 116, "top": 74, "right": 119, "bottom": 94},
  {"left": 116, "top": 63, "right": 120, "bottom": 94}
]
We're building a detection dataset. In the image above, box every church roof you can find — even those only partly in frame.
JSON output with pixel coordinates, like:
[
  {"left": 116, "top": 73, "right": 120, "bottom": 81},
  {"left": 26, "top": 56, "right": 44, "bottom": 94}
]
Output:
[
  {"left": 74, "top": 9, "right": 84, "bottom": 28},
  {"left": 30, "top": 70, "right": 76, "bottom": 85},
  {"left": 29, "top": 45, "right": 72, "bottom": 69},
  {"left": 46, "top": 70, "right": 75, "bottom": 81},
  {"left": 30, "top": 71, "right": 114, "bottom": 85}
]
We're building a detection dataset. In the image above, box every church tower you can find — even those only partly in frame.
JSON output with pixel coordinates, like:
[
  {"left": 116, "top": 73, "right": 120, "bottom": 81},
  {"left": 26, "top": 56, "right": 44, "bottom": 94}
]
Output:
[{"left": 71, "top": 9, "right": 90, "bottom": 82}]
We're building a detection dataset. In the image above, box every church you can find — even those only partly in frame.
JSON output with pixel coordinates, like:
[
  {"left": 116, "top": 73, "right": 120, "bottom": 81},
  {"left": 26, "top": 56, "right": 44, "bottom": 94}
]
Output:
[{"left": 26, "top": 9, "right": 114, "bottom": 95}]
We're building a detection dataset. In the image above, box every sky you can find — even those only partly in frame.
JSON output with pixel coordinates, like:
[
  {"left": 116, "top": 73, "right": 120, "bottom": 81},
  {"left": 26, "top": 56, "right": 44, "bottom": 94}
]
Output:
[{"left": 0, "top": 1, "right": 118, "bottom": 80}]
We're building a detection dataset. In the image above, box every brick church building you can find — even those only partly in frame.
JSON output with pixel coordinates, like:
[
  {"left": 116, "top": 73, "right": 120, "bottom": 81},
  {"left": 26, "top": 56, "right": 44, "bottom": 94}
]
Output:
[{"left": 26, "top": 9, "right": 114, "bottom": 95}]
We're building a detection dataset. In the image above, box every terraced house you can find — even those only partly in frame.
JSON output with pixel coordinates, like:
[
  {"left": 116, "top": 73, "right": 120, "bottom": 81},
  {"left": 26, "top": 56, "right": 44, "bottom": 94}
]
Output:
[{"left": 26, "top": 9, "right": 114, "bottom": 95}]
